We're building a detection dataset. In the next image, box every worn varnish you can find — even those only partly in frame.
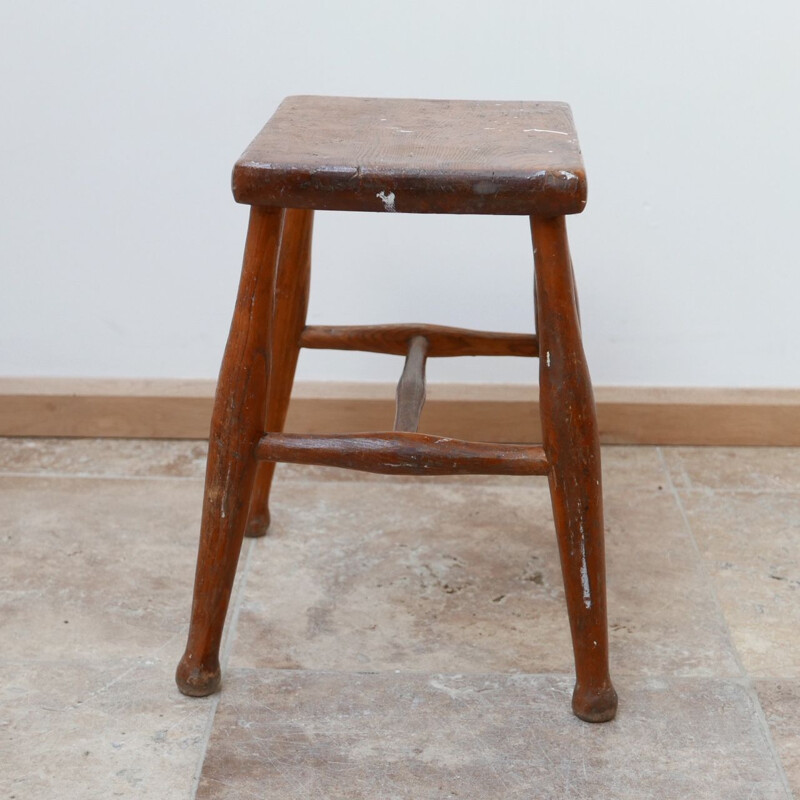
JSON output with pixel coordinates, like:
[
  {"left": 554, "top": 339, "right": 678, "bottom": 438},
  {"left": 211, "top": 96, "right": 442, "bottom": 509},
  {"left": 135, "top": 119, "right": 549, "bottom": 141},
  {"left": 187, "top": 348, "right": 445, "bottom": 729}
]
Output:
[
  {"left": 233, "top": 96, "right": 585, "bottom": 216},
  {"left": 301, "top": 323, "right": 538, "bottom": 358},
  {"left": 256, "top": 431, "right": 550, "bottom": 476},
  {"left": 178, "top": 95, "right": 616, "bottom": 723},
  {"left": 176, "top": 205, "right": 282, "bottom": 696},
  {"left": 394, "top": 336, "right": 428, "bottom": 432},
  {"left": 245, "top": 208, "right": 314, "bottom": 538},
  {"left": 532, "top": 216, "right": 616, "bottom": 722}
]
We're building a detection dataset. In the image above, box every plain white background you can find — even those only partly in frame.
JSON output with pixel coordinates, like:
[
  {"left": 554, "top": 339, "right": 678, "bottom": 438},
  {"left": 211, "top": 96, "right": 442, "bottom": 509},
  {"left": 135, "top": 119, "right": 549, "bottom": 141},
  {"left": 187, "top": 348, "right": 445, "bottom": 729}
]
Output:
[{"left": 1, "top": 1, "right": 798, "bottom": 387}]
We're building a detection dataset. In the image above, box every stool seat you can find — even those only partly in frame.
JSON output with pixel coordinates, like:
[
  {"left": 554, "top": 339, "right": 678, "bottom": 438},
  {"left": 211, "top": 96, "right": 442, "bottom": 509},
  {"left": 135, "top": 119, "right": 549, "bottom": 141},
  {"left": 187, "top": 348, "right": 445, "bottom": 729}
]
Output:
[{"left": 233, "top": 95, "right": 586, "bottom": 216}]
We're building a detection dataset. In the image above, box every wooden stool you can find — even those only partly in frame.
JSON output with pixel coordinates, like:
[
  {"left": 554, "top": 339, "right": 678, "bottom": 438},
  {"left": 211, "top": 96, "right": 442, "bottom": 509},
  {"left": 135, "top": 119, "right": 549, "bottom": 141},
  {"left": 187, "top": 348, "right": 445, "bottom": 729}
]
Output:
[{"left": 176, "top": 96, "right": 617, "bottom": 723}]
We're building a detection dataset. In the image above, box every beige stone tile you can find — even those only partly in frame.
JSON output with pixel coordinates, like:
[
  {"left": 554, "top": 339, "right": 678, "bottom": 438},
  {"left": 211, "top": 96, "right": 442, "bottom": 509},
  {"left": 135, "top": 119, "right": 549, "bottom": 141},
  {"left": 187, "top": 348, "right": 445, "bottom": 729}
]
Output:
[
  {"left": 0, "top": 437, "right": 208, "bottom": 479},
  {"left": 662, "top": 446, "right": 800, "bottom": 493},
  {"left": 230, "top": 481, "right": 738, "bottom": 677},
  {"left": 756, "top": 680, "right": 800, "bottom": 798},
  {"left": 197, "top": 670, "right": 789, "bottom": 800},
  {"left": 0, "top": 656, "right": 211, "bottom": 800},
  {"left": 603, "top": 490, "right": 740, "bottom": 678},
  {"left": 680, "top": 491, "right": 800, "bottom": 677},
  {"left": 601, "top": 445, "right": 671, "bottom": 492},
  {"left": 0, "top": 476, "right": 245, "bottom": 662}
]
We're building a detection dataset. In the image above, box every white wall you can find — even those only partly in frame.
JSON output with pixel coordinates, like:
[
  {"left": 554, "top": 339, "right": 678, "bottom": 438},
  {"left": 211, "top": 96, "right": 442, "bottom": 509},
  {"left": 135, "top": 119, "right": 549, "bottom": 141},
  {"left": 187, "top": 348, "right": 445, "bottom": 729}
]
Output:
[{"left": 1, "top": 1, "right": 798, "bottom": 387}]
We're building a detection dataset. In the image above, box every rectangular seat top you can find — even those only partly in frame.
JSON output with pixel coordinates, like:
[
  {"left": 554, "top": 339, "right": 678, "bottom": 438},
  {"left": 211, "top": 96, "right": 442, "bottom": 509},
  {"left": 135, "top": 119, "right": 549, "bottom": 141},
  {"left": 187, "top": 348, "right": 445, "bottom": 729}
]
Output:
[{"left": 233, "top": 96, "right": 586, "bottom": 216}]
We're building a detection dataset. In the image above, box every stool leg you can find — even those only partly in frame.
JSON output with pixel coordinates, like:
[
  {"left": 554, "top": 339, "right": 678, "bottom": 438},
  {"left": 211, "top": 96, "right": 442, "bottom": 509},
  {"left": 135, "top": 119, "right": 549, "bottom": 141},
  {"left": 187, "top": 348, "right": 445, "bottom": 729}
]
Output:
[
  {"left": 176, "top": 206, "right": 284, "bottom": 697},
  {"left": 245, "top": 208, "right": 314, "bottom": 537},
  {"left": 531, "top": 215, "right": 617, "bottom": 723}
]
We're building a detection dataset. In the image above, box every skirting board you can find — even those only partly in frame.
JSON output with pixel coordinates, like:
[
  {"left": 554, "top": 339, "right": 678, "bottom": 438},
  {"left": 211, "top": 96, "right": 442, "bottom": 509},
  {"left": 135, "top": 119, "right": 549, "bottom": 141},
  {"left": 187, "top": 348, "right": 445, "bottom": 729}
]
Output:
[{"left": 1, "top": 379, "right": 799, "bottom": 446}]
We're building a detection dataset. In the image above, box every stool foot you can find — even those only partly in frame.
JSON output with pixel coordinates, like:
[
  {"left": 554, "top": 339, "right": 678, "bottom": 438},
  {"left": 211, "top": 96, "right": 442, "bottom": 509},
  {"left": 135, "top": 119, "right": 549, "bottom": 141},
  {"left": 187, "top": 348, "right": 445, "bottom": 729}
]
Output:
[
  {"left": 175, "top": 655, "right": 221, "bottom": 697},
  {"left": 177, "top": 206, "right": 283, "bottom": 698},
  {"left": 244, "top": 508, "right": 271, "bottom": 538},
  {"left": 572, "top": 681, "right": 618, "bottom": 723},
  {"left": 532, "top": 215, "right": 616, "bottom": 723},
  {"left": 245, "top": 209, "right": 314, "bottom": 538}
]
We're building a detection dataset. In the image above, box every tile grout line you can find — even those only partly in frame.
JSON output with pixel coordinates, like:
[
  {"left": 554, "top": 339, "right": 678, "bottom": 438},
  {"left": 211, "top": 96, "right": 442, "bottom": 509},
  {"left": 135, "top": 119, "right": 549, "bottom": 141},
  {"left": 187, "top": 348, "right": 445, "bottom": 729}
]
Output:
[
  {"left": 200, "top": 665, "right": 778, "bottom": 683},
  {"left": 10, "top": 466, "right": 800, "bottom": 495},
  {"left": 656, "top": 447, "right": 747, "bottom": 678},
  {"left": 221, "top": 538, "right": 257, "bottom": 670},
  {"left": 656, "top": 446, "right": 795, "bottom": 798},
  {"left": 0, "top": 469, "right": 205, "bottom": 482},
  {"left": 660, "top": 487, "right": 800, "bottom": 497},
  {"left": 187, "top": 695, "right": 220, "bottom": 800},
  {"left": 188, "top": 537, "right": 256, "bottom": 800},
  {"left": 6, "top": 466, "right": 777, "bottom": 490},
  {"left": 3, "top": 651, "right": 792, "bottom": 683}
]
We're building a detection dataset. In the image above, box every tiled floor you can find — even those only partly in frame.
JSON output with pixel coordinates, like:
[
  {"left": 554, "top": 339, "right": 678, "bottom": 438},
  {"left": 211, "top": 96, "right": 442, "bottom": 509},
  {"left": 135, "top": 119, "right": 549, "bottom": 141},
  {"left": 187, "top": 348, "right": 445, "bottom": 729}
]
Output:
[{"left": 0, "top": 439, "right": 797, "bottom": 798}]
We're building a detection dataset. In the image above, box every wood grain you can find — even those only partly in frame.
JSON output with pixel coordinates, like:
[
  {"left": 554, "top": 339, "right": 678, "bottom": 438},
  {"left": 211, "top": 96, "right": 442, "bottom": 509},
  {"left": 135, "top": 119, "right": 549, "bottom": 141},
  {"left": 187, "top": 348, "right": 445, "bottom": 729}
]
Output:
[
  {"left": 256, "top": 431, "right": 549, "bottom": 476},
  {"left": 394, "top": 336, "right": 428, "bottom": 433},
  {"left": 233, "top": 96, "right": 585, "bottom": 215},
  {"left": 245, "top": 208, "right": 314, "bottom": 537},
  {"left": 532, "top": 214, "right": 616, "bottom": 722},
  {"left": 300, "top": 324, "right": 538, "bottom": 358},
  {"left": 176, "top": 206, "right": 283, "bottom": 697}
]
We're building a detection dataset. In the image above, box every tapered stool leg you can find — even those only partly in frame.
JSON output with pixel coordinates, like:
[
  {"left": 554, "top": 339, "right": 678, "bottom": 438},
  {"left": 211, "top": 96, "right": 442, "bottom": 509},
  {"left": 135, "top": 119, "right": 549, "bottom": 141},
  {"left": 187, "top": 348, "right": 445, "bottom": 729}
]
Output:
[
  {"left": 245, "top": 208, "right": 314, "bottom": 537},
  {"left": 531, "top": 215, "right": 617, "bottom": 723},
  {"left": 176, "top": 206, "right": 284, "bottom": 697}
]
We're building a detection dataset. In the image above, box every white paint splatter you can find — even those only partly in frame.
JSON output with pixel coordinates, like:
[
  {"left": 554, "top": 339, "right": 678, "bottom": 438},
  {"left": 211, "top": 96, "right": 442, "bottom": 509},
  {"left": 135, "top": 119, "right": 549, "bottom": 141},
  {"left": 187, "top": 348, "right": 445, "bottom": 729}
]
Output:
[
  {"left": 376, "top": 191, "right": 396, "bottom": 212},
  {"left": 579, "top": 530, "right": 592, "bottom": 609},
  {"left": 429, "top": 677, "right": 483, "bottom": 700},
  {"left": 546, "top": 351, "right": 551, "bottom": 368},
  {"left": 523, "top": 128, "right": 569, "bottom": 135}
]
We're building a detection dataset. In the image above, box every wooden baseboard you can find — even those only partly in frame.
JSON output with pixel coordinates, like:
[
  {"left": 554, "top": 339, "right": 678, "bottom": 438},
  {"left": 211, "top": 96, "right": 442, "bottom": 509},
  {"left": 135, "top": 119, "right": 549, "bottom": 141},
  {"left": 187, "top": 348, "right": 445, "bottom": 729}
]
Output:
[{"left": 0, "top": 379, "right": 798, "bottom": 445}]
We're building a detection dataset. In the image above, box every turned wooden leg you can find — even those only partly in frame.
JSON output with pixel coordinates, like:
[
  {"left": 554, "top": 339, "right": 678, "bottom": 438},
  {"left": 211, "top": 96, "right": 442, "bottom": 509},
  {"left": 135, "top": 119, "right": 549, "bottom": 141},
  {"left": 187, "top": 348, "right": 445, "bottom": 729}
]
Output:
[
  {"left": 176, "top": 206, "right": 284, "bottom": 697},
  {"left": 245, "top": 209, "right": 314, "bottom": 538},
  {"left": 531, "top": 215, "right": 617, "bottom": 723}
]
